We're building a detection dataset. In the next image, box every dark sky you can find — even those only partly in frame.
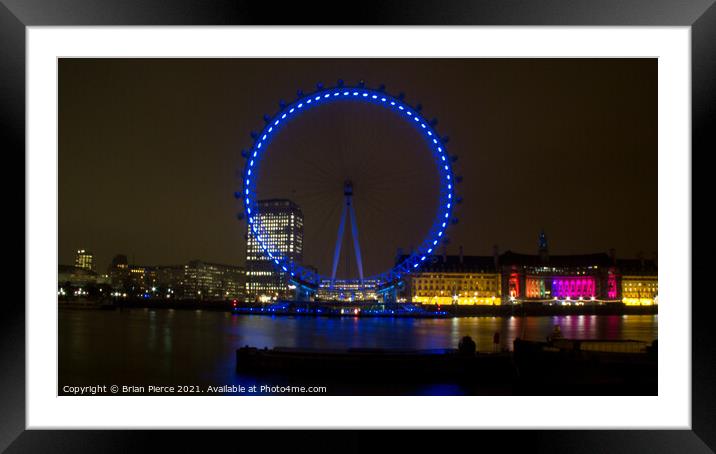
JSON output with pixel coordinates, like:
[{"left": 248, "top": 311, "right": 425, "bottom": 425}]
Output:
[{"left": 59, "top": 58, "right": 657, "bottom": 276}]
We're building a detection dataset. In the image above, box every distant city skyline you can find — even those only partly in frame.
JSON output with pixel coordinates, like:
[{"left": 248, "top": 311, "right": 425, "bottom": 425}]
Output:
[
  {"left": 61, "top": 232, "right": 658, "bottom": 276},
  {"left": 59, "top": 58, "right": 657, "bottom": 274}
]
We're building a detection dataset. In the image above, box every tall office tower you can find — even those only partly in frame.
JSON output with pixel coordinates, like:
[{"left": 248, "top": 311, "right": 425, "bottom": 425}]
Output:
[
  {"left": 245, "top": 199, "right": 303, "bottom": 302},
  {"left": 75, "top": 249, "right": 94, "bottom": 271}
]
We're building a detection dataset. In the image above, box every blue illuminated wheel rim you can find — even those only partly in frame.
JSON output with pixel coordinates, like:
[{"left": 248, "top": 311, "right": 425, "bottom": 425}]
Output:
[{"left": 239, "top": 83, "right": 456, "bottom": 288}]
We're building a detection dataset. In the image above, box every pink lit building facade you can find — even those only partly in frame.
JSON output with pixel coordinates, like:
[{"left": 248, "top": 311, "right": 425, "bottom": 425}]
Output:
[
  {"left": 498, "top": 251, "right": 621, "bottom": 304},
  {"left": 395, "top": 233, "right": 655, "bottom": 306}
]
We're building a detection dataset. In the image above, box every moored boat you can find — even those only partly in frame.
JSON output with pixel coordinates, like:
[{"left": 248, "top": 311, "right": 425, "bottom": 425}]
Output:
[{"left": 512, "top": 337, "right": 657, "bottom": 394}]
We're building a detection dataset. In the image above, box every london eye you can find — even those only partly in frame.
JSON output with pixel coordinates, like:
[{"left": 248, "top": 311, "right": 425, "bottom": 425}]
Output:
[{"left": 237, "top": 80, "right": 459, "bottom": 299}]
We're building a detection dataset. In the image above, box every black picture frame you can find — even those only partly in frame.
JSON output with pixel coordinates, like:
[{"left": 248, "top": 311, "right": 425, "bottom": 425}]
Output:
[{"left": 3, "top": 0, "right": 713, "bottom": 451}]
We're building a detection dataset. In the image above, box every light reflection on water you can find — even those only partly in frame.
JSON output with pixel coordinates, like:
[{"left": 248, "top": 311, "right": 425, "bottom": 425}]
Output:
[{"left": 59, "top": 309, "right": 657, "bottom": 393}]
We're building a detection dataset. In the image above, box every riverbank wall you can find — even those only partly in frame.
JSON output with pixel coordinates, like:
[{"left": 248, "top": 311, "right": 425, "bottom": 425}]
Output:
[{"left": 61, "top": 299, "right": 658, "bottom": 317}]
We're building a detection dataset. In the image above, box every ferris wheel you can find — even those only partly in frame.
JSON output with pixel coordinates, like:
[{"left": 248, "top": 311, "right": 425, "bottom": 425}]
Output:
[{"left": 237, "top": 80, "right": 460, "bottom": 297}]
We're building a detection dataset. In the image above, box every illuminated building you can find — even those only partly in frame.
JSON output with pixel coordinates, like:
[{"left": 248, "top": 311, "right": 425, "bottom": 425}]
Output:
[
  {"left": 400, "top": 249, "right": 502, "bottom": 305},
  {"left": 499, "top": 251, "right": 619, "bottom": 304},
  {"left": 317, "top": 279, "right": 381, "bottom": 302},
  {"left": 107, "top": 256, "right": 244, "bottom": 300},
  {"left": 120, "top": 265, "right": 163, "bottom": 296},
  {"left": 494, "top": 232, "right": 621, "bottom": 304},
  {"left": 182, "top": 261, "right": 245, "bottom": 300},
  {"left": 108, "top": 254, "right": 130, "bottom": 289},
  {"left": 74, "top": 249, "right": 94, "bottom": 271},
  {"left": 618, "top": 257, "right": 658, "bottom": 305},
  {"left": 155, "top": 265, "right": 185, "bottom": 296},
  {"left": 245, "top": 199, "right": 304, "bottom": 302},
  {"left": 127, "top": 265, "right": 153, "bottom": 294}
]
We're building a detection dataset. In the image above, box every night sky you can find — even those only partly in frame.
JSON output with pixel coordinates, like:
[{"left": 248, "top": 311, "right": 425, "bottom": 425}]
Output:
[{"left": 59, "top": 58, "right": 657, "bottom": 276}]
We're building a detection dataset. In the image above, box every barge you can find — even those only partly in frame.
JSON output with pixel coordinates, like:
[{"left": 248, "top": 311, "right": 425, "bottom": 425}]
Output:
[
  {"left": 235, "top": 336, "right": 657, "bottom": 394},
  {"left": 513, "top": 338, "right": 657, "bottom": 394}
]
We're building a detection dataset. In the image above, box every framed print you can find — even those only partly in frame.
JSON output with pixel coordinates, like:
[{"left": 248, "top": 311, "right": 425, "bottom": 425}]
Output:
[{"left": 3, "top": 0, "right": 714, "bottom": 450}]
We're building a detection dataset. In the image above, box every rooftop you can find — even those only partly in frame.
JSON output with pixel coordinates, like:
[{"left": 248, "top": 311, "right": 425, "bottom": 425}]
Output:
[
  {"left": 617, "top": 258, "right": 658, "bottom": 275},
  {"left": 499, "top": 250, "right": 614, "bottom": 267}
]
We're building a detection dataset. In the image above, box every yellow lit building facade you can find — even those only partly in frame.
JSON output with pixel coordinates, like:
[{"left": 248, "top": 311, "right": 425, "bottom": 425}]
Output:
[
  {"left": 617, "top": 258, "right": 658, "bottom": 306},
  {"left": 402, "top": 254, "right": 502, "bottom": 305},
  {"left": 621, "top": 275, "right": 658, "bottom": 306},
  {"left": 410, "top": 273, "right": 501, "bottom": 305}
]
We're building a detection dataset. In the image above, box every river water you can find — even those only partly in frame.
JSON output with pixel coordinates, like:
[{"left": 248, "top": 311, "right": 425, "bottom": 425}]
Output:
[{"left": 59, "top": 308, "right": 657, "bottom": 395}]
